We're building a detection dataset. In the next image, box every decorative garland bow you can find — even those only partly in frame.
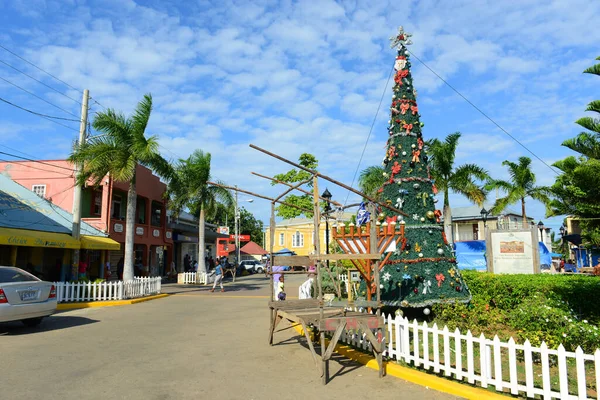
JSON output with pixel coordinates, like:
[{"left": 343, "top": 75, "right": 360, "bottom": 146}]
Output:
[
  {"left": 403, "top": 122, "right": 413, "bottom": 134},
  {"left": 394, "top": 69, "right": 409, "bottom": 84},
  {"left": 416, "top": 192, "right": 428, "bottom": 206},
  {"left": 435, "top": 273, "right": 445, "bottom": 287},
  {"left": 412, "top": 149, "right": 420, "bottom": 162},
  {"left": 410, "top": 104, "right": 419, "bottom": 115},
  {"left": 400, "top": 103, "right": 410, "bottom": 115},
  {"left": 434, "top": 209, "right": 442, "bottom": 223},
  {"left": 422, "top": 280, "right": 432, "bottom": 294},
  {"left": 391, "top": 161, "right": 401, "bottom": 175}
]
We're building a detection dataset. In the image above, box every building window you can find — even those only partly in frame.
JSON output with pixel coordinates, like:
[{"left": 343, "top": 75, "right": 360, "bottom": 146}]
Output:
[
  {"left": 151, "top": 201, "right": 162, "bottom": 227},
  {"left": 292, "top": 231, "right": 304, "bottom": 248},
  {"left": 112, "top": 195, "right": 122, "bottom": 219},
  {"left": 137, "top": 198, "right": 147, "bottom": 224},
  {"left": 32, "top": 184, "right": 46, "bottom": 198},
  {"left": 279, "top": 233, "right": 284, "bottom": 246},
  {"left": 93, "top": 190, "right": 102, "bottom": 215}
]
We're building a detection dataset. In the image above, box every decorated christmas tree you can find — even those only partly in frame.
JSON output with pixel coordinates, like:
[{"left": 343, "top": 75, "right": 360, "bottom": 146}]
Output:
[{"left": 370, "top": 28, "right": 471, "bottom": 308}]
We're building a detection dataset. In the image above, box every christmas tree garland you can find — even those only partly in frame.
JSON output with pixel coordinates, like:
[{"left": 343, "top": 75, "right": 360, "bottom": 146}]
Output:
[{"left": 358, "top": 27, "right": 471, "bottom": 308}]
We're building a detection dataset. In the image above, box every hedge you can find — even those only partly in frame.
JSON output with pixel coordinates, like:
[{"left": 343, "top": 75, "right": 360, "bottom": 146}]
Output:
[{"left": 432, "top": 271, "right": 600, "bottom": 352}]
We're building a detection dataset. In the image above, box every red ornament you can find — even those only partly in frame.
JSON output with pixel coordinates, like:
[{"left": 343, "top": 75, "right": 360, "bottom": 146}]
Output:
[
  {"left": 432, "top": 184, "right": 438, "bottom": 195},
  {"left": 391, "top": 161, "right": 401, "bottom": 175},
  {"left": 434, "top": 209, "right": 442, "bottom": 223},
  {"left": 455, "top": 286, "right": 461, "bottom": 292},
  {"left": 413, "top": 288, "right": 419, "bottom": 294},
  {"left": 417, "top": 138, "right": 424, "bottom": 150}
]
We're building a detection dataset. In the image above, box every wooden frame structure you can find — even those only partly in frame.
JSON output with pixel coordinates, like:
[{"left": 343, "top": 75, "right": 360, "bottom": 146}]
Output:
[{"left": 209, "top": 144, "right": 408, "bottom": 384}]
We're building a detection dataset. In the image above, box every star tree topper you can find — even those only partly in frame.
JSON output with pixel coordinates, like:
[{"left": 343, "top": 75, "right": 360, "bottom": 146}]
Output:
[{"left": 390, "top": 26, "right": 413, "bottom": 49}]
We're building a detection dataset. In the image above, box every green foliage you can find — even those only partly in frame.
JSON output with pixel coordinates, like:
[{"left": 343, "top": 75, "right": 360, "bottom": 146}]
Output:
[
  {"left": 428, "top": 132, "right": 489, "bottom": 208},
  {"left": 321, "top": 261, "right": 348, "bottom": 297},
  {"left": 272, "top": 153, "right": 318, "bottom": 219},
  {"left": 211, "top": 205, "right": 265, "bottom": 246},
  {"left": 69, "top": 93, "right": 173, "bottom": 186},
  {"left": 548, "top": 56, "right": 600, "bottom": 245},
  {"left": 486, "top": 156, "right": 551, "bottom": 221},
  {"left": 168, "top": 150, "right": 233, "bottom": 219},
  {"left": 358, "top": 165, "right": 385, "bottom": 200},
  {"left": 433, "top": 271, "right": 600, "bottom": 352}
]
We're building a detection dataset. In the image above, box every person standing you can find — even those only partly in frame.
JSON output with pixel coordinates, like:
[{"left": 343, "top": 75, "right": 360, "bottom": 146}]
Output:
[
  {"left": 117, "top": 257, "right": 124, "bottom": 280},
  {"left": 210, "top": 259, "right": 225, "bottom": 292}
]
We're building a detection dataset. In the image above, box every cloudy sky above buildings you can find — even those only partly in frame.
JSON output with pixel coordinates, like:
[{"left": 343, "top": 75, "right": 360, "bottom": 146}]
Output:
[{"left": 1, "top": 0, "right": 599, "bottom": 230}]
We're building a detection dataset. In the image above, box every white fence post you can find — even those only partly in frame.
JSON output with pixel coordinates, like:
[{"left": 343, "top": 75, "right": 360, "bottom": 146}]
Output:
[
  {"left": 466, "top": 330, "right": 474, "bottom": 384},
  {"left": 443, "top": 326, "right": 451, "bottom": 377},
  {"left": 557, "top": 344, "right": 569, "bottom": 399},
  {"left": 432, "top": 323, "right": 440, "bottom": 374},
  {"left": 454, "top": 328, "right": 463, "bottom": 381},
  {"left": 523, "top": 340, "right": 534, "bottom": 398},
  {"left": 540, "top": 341, "right": 552, "bottom": 399},
  {"left": 493, "top": 335, "right": 502, "bottom": 392},
  {"left": 479, "top": 333, "right": 488, "bottom": 388},
  {"left": 508, "top": 337, "right": 518, "bottom": 395}
]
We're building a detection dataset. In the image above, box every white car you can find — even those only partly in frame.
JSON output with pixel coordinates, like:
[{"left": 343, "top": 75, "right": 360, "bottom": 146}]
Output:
[
  {"left": 0, "top": 266, "right": 57, "bottom": 327},
  {"left": 238, "top": 260, "right": 265, "bottom": 274}
]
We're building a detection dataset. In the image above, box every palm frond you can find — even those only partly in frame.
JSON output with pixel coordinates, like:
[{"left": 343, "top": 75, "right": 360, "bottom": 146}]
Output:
[
  {"left": 358, "top": 166, "right": 386, "bottom": 199},
  {"left": 562, "top": 132, "right": 600, "bottom": 159}
]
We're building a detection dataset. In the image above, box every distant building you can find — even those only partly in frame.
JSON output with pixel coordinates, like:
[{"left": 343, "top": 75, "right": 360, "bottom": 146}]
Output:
[{"left": 264, "top": 212, "right": 354, "bottom": 256}]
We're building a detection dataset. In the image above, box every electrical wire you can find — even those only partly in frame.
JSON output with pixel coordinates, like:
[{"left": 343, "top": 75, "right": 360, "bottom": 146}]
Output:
[
  {"left": 0, "top": 43, "right": 81, "bottom": 93},
  {"left": 0, "top": 158, "right": 73, "bottom": 177},
  {"left": 0, "top": 75, "right": 80, "bottom": 119},
  {"left": 0, "top": 151, "right": 75, "bottom": 172},
  {"left": 0, "top": 96, "right": 80, "bottom": 122},
  {"left": 405, "top": 48, "right": 559, "bottom": 176},
  {"left": 0, "top": 59, "right": 82, "bottom": 105},
  {"left": 343, "top": 62, "right": 396, "bottom": 206}
]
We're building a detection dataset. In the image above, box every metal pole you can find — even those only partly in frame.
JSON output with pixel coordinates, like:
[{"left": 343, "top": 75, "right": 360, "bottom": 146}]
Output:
[
  {"left": 235, "top": 187, "right": 239, "bottom": 269},
  {"left": 71, "top": 89, "right": 89, "bottom": 281}
]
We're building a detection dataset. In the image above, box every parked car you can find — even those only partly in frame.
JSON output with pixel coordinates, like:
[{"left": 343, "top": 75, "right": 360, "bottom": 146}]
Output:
[
  {"left": 0, "top": 266, "right": 57, "bottom": 327},
  {"left": 238, "top": 260, "right": 265, "bottom": 274}
]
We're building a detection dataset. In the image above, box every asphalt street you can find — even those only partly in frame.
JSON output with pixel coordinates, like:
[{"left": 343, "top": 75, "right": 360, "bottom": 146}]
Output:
[{"left": 0, "top": 274, "right": 459, "bottom": 400}]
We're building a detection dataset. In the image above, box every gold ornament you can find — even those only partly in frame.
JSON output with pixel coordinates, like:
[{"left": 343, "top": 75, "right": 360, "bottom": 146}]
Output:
[{"left": 426, "top": 210, "right": 435, "bottom": 219}]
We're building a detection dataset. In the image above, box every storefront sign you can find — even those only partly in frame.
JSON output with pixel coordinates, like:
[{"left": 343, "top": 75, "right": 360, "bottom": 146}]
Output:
[
  {"left": 165, "top": 231, "right": 172, "bottom": 239},
  {"left": 218, "top": 226, "right": 230, "bottom": 235},
  {"left": 229, "top": 234, "right": 250, "bottom": 241},
  {"left": 114, "top": 223, "right": 123, "bottom": 233},
  {"left": 153, "top": 229, "right": 160, "bottom": 237},
  {"left": 135, "top": 227, "right": 144, "bottom": 235}
]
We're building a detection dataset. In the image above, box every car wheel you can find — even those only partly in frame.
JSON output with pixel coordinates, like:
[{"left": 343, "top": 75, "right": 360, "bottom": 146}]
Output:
[
  {"left": 257, "top": 267, "right": 264, "bottom": 274},
  {"left": 22, "top": 317, "right": 43, "bottom": 327}
]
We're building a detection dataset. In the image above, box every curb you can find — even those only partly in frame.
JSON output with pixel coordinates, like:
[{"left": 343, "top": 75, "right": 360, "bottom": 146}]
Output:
[
  {"left": 291, "top": 324, "right": 508, "bottom": 400},
  {"left": 57, "top": 294, "right": 170, "bottom": 310}
]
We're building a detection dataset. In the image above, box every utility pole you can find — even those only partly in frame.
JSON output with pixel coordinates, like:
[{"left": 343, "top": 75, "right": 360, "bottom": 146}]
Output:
[
  {"left": 71, "top": 89, "right": 89, "bottom": 280},
  {"left": 235, "top": 186, "right": 240, "bottom": 269}
]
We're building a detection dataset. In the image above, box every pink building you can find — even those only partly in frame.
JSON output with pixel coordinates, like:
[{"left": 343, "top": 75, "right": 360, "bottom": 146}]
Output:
[{"left": 0, "top": 160, "right": 173, "bottom": 278}]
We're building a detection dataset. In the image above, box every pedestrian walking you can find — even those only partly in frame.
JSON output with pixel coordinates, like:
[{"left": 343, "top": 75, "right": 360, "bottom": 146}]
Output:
[{"left": 210, "top": 260, "right": 225, "bottom": 292}]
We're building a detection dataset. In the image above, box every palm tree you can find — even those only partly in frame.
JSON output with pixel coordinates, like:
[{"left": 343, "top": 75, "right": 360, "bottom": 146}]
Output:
[
  {"left": 486, "top": 156, "right": 550, "bottom": 227},
  {"left": 358, "top": 165, "right": 386, "bottom": 199},
  {"left": 69, "top": 94, "right": 172, "bottom": 281},
  {"left": 428, "top": 132, "right": 489, "bottom": 243},
  {"left": 168, "top": 150, "right": 233, "bottom": 274}
]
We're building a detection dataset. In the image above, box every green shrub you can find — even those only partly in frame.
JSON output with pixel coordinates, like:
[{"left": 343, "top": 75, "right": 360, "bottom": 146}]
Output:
[{"left": 433, "top": 271, "right": 600, "bottom": 352}]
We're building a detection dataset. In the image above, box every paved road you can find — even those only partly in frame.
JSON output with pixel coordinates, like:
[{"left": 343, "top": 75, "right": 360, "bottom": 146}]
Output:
[{"left": 0, "top": 274, "right": 459, "bottom": 400}]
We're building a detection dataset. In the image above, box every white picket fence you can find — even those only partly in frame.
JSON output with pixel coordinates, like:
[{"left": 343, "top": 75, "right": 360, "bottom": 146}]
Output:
[
  {"left": 178, "top": 272, "right": 208, "bottom": 285},
  {"left": 337, "top": 314, "right": 600, "bottom": 399},
  {"left": 54, "top": 277, "right": 162, "bottom": 303}
]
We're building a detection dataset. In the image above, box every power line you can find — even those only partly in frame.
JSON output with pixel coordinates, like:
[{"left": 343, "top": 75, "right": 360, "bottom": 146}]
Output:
[
  {"left": 0, "top": 151, "right": 75, "bottom": 172},
  {"left": 0, "top": 96, "right": 80, "bottom": 132},
  {"left": 0, "top": 96, "right": 80, "bottom": 122},
  {"left": 0, "top": 75, "right": 80, "bottom": 119},
  {"left": 0, "top": 58, "right": 82, "bottom": 105},
  {"left": 0, "top": 158, "right": 73, "bottom": 177},
  {"left": 343, "top": 62, "right": 395, "bottom": 206},
  {"left": 406, "top": 48, "right": 559, "bottom": 176},
  {"left": 0, "top": 43, "right": 81, "bottom": 93}
]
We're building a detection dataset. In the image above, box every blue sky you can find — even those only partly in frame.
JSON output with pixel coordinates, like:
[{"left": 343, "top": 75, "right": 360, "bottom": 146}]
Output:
[{"left": 1, "top": 0, "right": 599, "bottom": 234}]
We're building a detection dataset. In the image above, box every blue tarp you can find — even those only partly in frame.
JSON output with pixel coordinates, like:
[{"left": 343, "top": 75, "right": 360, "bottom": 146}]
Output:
[{"left": 454, "top": 240, "right": 552, "bottom": 271}]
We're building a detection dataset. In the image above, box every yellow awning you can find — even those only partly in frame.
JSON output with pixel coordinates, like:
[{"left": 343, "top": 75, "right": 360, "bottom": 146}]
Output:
[
  {"left": 0, "top": 227, "right": 80, "bottom": 249},
  {"left": 80, "top": 235, "right": 120, "bottom": 251}
]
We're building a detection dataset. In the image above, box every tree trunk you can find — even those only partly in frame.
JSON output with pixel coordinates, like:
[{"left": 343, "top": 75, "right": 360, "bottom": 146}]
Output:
[
  {"left": 443, "top": 189, "right": 454, "bottom": 244},
  {"left": 198, "top": 206, "right": 207, "bottom": 274},
  {"left": 123, "top": 173, "right": 137, "bottom": 282},
  {"left": 521, "top": 197, "right": 527, "bottom": 228}
]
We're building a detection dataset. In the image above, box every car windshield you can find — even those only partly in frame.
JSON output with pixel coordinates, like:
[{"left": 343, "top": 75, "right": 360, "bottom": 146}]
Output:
[{"left": 0, "top": 268, "right": 40, "bottom": 283}]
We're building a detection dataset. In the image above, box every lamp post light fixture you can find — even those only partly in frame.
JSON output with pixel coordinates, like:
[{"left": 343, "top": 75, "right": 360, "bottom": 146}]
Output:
[
  {"left": 537, "top": 220, "right": 545, "bottom": 243},
  {"left": 559, "top": 224, "right": 566, "bottom": 237},
  {"left": 321, "top": 188, "right": 333, "bottom": 268},
  {"left": 480, "top": 207, "right": 489, "bottom": 227}
]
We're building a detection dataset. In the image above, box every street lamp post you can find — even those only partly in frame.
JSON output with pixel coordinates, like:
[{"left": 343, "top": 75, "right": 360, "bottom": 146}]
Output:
[
  {"left": 479, "top": 207, "right": 489, "bottom": 240},
  {"left": 537, "top": 221, "right": 545, "bottom": 243},
  {"left": 234, "top": 187, "right": 253, "bottom": 271},
  {"left": 321, "top": 188, "right": 332, "bottom": 270}
]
